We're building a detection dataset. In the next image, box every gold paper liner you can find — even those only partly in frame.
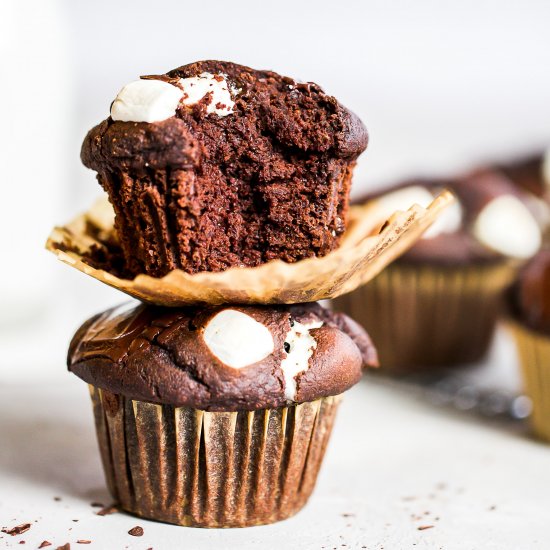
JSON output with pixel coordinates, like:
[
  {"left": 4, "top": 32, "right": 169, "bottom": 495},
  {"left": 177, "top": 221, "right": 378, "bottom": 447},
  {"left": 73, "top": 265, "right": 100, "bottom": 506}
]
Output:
[
  {"left": 89, "top": 386, "right": 342, "bottom": 527},
  {"left": 46, "top": 191, "right": 454, "bottom": 306},
  {"left": 510, "top": 321, "right": 550, "bottom": 442},
  {"left": 333, "top": 261, "right": 518, "bottom": 373}
]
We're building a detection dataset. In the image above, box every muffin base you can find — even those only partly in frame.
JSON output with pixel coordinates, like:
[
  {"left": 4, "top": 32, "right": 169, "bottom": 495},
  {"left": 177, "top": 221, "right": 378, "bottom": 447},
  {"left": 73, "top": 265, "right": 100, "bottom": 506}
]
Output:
[
  {"left": 89, "top": 386, "right": 341, "bottom": 527},
  {"left": 333, "top": 261, "right": 517, "bottom": 373},
  {"left": 510, "top": 322, "right": 550, "bottom": 442}
]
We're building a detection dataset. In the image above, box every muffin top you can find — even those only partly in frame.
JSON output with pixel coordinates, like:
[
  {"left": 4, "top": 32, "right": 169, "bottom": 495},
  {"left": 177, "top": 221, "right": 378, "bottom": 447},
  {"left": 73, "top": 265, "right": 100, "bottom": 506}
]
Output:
[
  {"left": 498, "top": 150, "right": 550, "bottom": 200},
  {"left": 510, "top": 248, "right": 550, "bottom": 334},
  {"left": 361, "top": 168, "right": 546, "bottom": 265},
  {"left": 81, "top": 60, "right": 368, "bottom": 175},
  {"left": 68, "top": 302, "right": 377, "bottom": 411}
]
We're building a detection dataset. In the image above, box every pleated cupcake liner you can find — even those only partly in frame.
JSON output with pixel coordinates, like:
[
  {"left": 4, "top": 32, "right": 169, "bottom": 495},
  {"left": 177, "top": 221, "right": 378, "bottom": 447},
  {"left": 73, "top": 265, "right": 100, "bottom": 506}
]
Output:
[
  {"left": 89, "top": 385, "right": 342, "bottom": 527},
  {"left": 45, "top": 191, "right": 454, "bottom": 306},
  {"left": 333, "top": 261, "right": 518, "bottom": 373},
  {"left": 509, "top": 321, "right": 550, "bottom": 442}
]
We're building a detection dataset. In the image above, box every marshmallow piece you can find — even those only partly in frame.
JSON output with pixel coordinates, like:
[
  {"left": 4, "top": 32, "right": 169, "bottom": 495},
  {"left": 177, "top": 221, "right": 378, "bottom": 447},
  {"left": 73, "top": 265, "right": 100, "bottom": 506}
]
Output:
[
  {"left": 203, "top": 309, "right": 274, "bottom": 369},
  {"left": 110, "top": 79, "right": 183, "bottom": 123},
  {"left": 179, "top": 72, "right": 236, "bottom": 116},
  {"left": 423, "top": 197, "right": 462, "bottom": 238},
  {"left": 473, "top": 194, "right": 541, "bottom": 259},
  {"left": 376, "top": 186, "right": 461, "bottom": 239},
  {"left": 281, "top": 320, "right": 323, "bottom": 401}
]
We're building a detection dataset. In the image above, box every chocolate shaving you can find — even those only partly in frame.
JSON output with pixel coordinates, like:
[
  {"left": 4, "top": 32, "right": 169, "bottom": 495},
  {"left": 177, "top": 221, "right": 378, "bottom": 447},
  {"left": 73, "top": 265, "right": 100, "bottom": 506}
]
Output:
[
  {"left": 39, "top": 542, "right": 52, "bottom": 549},
  {"left": 2, "top": 523, "right": 31, "bottom": 536},
  {"left": 56, "top": 545, "right": 70, "bottom": 550},
  {"left": 90, "top": 502, "right": 104, "bottom": 508},
  {"left": 96, "top": 504, "right": 120, "bottom": 516},
  {"left": 128, "top": 526, "right": 144, "bottom": 537},
  {"left": 77, "top": 541, "right": 91, "bottom": 545},
  {"left": 417, "top": 525, "right": 434, "bottom": 531}
]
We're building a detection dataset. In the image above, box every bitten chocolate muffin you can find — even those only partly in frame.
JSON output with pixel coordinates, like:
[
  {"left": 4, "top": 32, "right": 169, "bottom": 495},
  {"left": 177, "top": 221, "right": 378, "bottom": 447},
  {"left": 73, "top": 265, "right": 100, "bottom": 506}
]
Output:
[
  {"left": 509, "top": 249, "right": 550, "bottom": 442},
  {"left": 334, "top": 168, "right": 547, "bottom": 371},
  {"left": 68, "top": 301, "right": 376, "bottom": 527},
  {"left": 81, "top": 60, "right": 368, "bottom": 277}
]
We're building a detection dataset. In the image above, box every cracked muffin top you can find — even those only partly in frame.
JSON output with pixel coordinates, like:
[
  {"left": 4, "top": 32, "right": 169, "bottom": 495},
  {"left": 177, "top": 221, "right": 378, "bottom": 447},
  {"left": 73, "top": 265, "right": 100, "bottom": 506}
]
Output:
[{"left": 68, "top": 301, "right": 377, "bottom": 411}]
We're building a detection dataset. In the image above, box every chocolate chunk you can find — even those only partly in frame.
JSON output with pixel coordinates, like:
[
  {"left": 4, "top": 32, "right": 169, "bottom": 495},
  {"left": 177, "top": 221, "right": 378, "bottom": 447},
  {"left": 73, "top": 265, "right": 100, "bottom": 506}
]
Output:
[
  {"left": 95, "top": 504, "right": 120, "bottom": 516},
  {"left": 1, "top": 523, "right": 31, "bottom": 536},
  {"left": 128, "top": 526, "right": 144, "bottom": 537},
  {"left": 39, "top": 543, "right": 51, "bottom": 549}
]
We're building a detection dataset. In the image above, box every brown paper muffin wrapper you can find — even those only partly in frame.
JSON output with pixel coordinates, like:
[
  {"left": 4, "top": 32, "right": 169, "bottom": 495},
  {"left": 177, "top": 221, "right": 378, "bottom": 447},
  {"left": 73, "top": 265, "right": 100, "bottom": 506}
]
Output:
[
  {"left": 333, "top": 261, "right": 517, "bottom": 373},
  {"left": 89, "top": 385, "right": 342, "bottom": 527},
  {"left": 509, "top": 321, "right": 550, "bottom": 442},
  {"left": 46, "top": 191, "right": 453, "bottom": 306}
]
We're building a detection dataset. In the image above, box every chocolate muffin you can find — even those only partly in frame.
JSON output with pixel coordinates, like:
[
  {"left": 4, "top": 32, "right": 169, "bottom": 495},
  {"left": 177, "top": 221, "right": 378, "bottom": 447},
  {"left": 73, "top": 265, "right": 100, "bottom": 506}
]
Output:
[
  {"left": 334, "top": 168, "right": 546, "bottom": 372},
  {"left": 509, "top": 249, "right": 550, "bottom": 442},
  {"left": 68, "top": 301, "right": 376, "bottom": 527},
  {"left": 81, "top": 60, "right": 368, "bottom": 277},
  {"left": 498, "top": 150, "right": 550, "bottom": 200}
]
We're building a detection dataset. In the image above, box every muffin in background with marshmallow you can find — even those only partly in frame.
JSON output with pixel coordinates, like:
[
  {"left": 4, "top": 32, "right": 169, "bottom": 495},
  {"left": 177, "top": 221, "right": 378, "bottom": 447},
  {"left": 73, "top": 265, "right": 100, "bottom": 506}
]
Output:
[
  {"left": 334, "top": 168, "right": 548, "bottom": 373},
  {"left": 509, "top": 248, "right": 550, "bottom": 442}
]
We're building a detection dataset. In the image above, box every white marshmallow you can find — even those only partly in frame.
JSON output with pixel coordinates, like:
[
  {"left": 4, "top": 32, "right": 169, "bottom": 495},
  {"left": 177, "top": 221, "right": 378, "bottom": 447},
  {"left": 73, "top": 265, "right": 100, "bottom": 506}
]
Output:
[
  {"left": 473, "top": 194, "right": 541, "bottom": 259},
  {"left": 179, "top": 72, "right": 235, "bottom": 116},
  {"left": 110, "top": 79, "right": 183, "bottom": 123},
  {"left": 203, "top": 310, "right": 274, "bottom": 369},
  {"left": 423, "top": 197, "right": 462, "bottom": 238},
  {"left": 376, "top": 186, "right": 462, "bottom": 239},
  {"left": 280, "top": 320, "right": 323, "bottom": 401}
]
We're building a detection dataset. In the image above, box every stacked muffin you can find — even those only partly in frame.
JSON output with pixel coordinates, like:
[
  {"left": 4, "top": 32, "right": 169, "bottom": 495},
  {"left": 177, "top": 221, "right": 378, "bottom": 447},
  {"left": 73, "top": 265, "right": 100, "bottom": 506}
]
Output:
[
  {"left": 65, "top": 61, "right": 378, "bottom": 527},
  {"left": 335, "top": 168, "right": 548, "bottom": 372}
]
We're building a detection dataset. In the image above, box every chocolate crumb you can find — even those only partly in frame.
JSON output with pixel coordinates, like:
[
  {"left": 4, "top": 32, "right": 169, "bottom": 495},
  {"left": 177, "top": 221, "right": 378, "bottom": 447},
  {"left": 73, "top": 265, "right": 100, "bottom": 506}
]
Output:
[
  {"left": 19, "top": 542, "right": 25, "bottom": 545},
  {"left": 489, "top": 505, "right": 497, "bottom": 511},
  {"left": 72, "top": 519, "right": 79, "bottom": 522},
  {"left": 2, "top": 523, "right": 31, "bottom": 536},
  {"left": 90, "top": 502, "right": 104, "bottom": 508},
  {"left": 128, "top": 526, "right": 144, "bottom": 537},
  {"left": 96, "top": 504, "right": 119, "bottom": 516},
  {"left": 77, "top": 541, "right": 91, "bottom": 545},
  {"left": 417, "top": 525, "right": 434, "bottom": 531},
  {"left": 54, "top": 497, "right": 62, "bottom": 502},
  {"left": 341, "top": 513, "right": 355, "bottom": 518},
  {"left": 39, "top": 542, "right": 52, "bottom": 549}
]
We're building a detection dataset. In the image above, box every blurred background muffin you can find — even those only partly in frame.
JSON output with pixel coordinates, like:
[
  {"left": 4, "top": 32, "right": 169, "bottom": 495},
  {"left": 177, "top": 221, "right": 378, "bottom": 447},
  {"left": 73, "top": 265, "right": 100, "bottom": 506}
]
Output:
[
  {"left": 509, "top": 248, "right": 550, "bottom": 442},
  {"left": 334, "top": 167, "right": 549, "bottom": 373}
]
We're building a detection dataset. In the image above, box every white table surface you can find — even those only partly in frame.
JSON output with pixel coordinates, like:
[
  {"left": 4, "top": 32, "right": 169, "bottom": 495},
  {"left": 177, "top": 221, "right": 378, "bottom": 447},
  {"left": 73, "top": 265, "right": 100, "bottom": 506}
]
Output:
[{"left": 2, "top": 335, "right": 550, "bottom": 550}]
